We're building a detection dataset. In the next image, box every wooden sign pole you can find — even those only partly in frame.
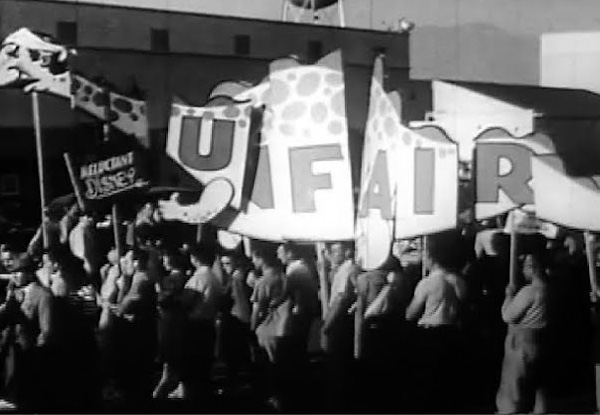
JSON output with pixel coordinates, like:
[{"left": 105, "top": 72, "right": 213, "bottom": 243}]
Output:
[{"left": 32, "top": 92, "right": 48, "bottom": 249}]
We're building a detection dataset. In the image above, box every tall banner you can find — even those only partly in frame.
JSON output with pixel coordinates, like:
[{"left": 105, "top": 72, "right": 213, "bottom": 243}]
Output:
[
  {"left": 474, "top": 127, "right": 556, "bottom": 220},
  {"left": 356, "top": 55, "right": 458, "bottom": 270},
  {"left": 532, "top": 155, "right": 600, "bottom": 231},
  {"left": 225, "top": 50, "right": 355, "bottom": 241},
  {"left": 166, "top": 99, "right": 255, "bottom": 210}
]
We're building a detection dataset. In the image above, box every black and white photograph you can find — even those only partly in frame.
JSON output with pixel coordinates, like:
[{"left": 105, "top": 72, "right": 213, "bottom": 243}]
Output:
[{"left": 0, "top": 0, "right": 598, "bottom": 413}]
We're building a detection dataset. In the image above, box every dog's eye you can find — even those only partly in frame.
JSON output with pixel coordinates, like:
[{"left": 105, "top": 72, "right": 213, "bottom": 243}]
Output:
[{"left": 3, "top": 44, "right": 19, "bottom": 58}]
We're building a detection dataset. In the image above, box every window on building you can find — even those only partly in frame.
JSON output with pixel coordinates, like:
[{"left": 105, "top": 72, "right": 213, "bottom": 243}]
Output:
[
  {"left": 234, "top": 35, "right": 250, "bottom": 56},
  {"left": 307, "top": 40, "right": 323, "bottom": 61},
  {"left": 56, "top": 21, "right": 77, "bottom": 45},
  {"left": 151, "top": 28, "right": 170, "bottom": 53},
  {"left": 0, "top": 175, "right": 19, "bottom": 196}
]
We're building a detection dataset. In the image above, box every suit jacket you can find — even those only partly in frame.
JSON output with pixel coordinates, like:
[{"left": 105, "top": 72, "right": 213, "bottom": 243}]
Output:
[{"left": 0, "top": 282, "right": 53, "bottom": 351}]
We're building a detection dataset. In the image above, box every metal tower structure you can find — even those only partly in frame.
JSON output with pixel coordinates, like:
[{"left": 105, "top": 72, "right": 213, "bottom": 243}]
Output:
[{"left": 281, "top": 0, "right": 346, "bottom": 28}]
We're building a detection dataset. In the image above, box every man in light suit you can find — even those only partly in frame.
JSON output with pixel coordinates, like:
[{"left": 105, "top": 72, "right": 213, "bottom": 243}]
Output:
[{"left": 0, "top": 257, "right": 55, "bottom": 411}]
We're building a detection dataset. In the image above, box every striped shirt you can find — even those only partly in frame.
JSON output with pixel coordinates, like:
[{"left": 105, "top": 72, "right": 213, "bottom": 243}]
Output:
[{"left": 501, "top": 282, "right": 548, "bottom": 329}]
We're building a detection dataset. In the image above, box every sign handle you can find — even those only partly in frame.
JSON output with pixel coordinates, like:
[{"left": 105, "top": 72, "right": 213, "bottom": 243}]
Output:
[
  {"left": 315, "top": 242, "right": 329, "bottom": 319},
  {"left": 112, "top": 204, "right": 122, "bottom": 257},
  {"left": 585, "top": 231, "right": 598, "bottom": 303},
  {"left": 63, "top": 153, "right": 86, "bottom": 212},
  {"left": 32, "top": 92, "right": 48, "bottom": 249},
  {"left": 509, "top": 225, "right": 518, "bottom": 287},
  {"left": 100, "top": 83, "right": 123, "bottom": 257},
  {"left": 586, "top": 232, "right": 600, "bottom": 415},
  {"left": 421, "top": 235, "right": 427, "bottom": 279}
]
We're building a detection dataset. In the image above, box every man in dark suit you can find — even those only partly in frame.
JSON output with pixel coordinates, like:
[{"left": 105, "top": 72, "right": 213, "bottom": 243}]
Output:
[{"left": 0, "top": 256, "right": 55, "bottom": 411}]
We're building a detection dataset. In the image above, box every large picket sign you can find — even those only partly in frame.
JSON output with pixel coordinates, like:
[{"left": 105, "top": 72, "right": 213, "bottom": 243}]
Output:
[
  {"left": 356, "top": 55, "right": 458, "bottom": 270},
  {"left": 474, "top": 128, "right": 556, "bottom": 221},
  {"left": 166, "top": 100, "right": 255, "bottom": 210},
  {"left": 68, "top": 141, "right": 150, "bottom": 210},
  {"left": 167, "top": 51, "right": 355, "bottom": 241}
]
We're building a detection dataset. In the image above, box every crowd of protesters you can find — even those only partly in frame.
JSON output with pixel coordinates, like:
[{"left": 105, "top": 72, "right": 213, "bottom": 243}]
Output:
[{"left": 0, "top": 204, "right": 596, "bottom": 413}]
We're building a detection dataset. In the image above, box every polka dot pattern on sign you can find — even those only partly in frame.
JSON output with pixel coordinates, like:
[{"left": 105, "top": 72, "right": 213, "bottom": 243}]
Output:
[
  {"left": 328, "top": 121, "right": 342, "bottom": 135},
  {"left": 269, "top": 79, "right": 290, "bottom": 106},
  {"left": 92, "top": 92, "right": 108, "bottom": 107},
  {"left": 280, "top": 123, "right": 294, "bottom": 137},
  {"left": 330, "top": 91, "right": 345, "bottom": 117},
  {"left": 310, "top": 102, "right": 328, "bottom": 123},
  {"left": 383, "top": 117, "right": 397, "bottom": 137},
  {"left": 296, "top": 71, "right": 320, "bottom": 97},
  {"left": 264, "top": 63, "right": 349, "bottom": 143},
  {"left": 108, "top": 110, "right": 119, "bottom": 122},
  {"left": 282, "top": 101, "right": 306, "bottom": 121},
  {"left": 113, "top": 97, "right": 133, "bottom": 113},
  {"left": 223, "top": 105, "right": 241, "bottom": 118},
  {"left": 325, "top": 72, "right": 343, "bottom": 87}
]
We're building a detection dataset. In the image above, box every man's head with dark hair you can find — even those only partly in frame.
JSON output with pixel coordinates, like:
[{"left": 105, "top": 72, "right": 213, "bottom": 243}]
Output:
[
  {"left": 1, "top": 244, "right": 18, "bottom": 272},
  {"left": 163, "top": 250, "right": 184, "bottom": 272},
  {"left": 425, "top": 230, "right": 467, "bottom": 272},
  {"left": 189, "top": 245, "right": 216, "bottom": 268},
  {"left": 251, "top": 247, "right": 279, "bottom": 273},
  {"left": 328, "top": 241, "right": 354, "bottom": 267},
  {"left": 522, "top": 250, "right": 548, "bottom": 283},
  {"left": 377, "top": 254, "right": 402, "bottom": 273},
  {"left": 131, "top": 248, "right": 150, "bottom": 272},
  {"left": 277, "top": 242, "right": 302, "bottom": 266}
]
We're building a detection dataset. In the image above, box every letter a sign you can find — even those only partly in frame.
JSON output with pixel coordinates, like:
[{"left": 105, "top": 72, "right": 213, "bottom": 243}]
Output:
[{"left": 356, "top": 55, "right": 458, "bottom": 270}]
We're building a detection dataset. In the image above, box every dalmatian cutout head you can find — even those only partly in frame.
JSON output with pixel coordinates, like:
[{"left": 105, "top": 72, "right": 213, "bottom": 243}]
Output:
[{"left": 0, "top": 28, "right": 73, "bottom": 92}]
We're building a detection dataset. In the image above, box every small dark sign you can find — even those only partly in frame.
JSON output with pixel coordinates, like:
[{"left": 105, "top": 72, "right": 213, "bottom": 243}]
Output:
[{"left": 67, "top": 143, "right": 149, "bottom": 209}]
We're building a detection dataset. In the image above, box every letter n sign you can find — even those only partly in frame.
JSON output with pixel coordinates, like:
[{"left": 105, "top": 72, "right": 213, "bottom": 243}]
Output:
[{"left": 178, "top": 116, "right": 235, "bottom": 171}]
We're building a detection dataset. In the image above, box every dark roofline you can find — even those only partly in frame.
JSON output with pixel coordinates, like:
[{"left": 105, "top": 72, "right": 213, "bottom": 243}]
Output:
[{"left": 24, "top": 0, "right": 408, "bottom": 39}]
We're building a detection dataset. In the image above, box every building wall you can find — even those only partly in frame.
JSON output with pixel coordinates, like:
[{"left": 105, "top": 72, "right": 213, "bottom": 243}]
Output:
[
  {"left": 49, "top": 0, "right": 600, "bottom": 87},
  {"left": 0, "top": 0, "right": 420, "bottom": 223},
  {"left": 540, "top": 32, "right": 600, "bottom": 95}
]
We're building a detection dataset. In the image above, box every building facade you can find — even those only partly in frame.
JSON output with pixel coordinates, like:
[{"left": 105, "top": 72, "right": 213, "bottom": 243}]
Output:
[{"left": 0, "top": 0, "right": 422, "bottom": 226}]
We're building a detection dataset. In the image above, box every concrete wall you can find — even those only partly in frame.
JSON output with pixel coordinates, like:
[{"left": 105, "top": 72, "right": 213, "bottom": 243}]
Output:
[{"left": 540, "top": 32, "right": 600, "bottom": 94}]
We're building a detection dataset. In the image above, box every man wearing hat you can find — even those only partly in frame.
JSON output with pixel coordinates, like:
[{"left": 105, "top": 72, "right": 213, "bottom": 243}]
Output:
[{"left": 0, "top": 256, "right": 55, "bottom": 411}]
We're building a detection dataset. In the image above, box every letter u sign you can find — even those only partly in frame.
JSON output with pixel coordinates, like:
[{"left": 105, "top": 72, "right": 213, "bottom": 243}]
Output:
[{"left": 178, "top": 116, "right": 235, "bottom": 172}]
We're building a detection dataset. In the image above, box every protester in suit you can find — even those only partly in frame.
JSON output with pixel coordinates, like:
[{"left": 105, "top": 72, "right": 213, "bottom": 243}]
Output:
[
  {"left": 179, "top": 245, "right": 222, "bottom": 406},
  {"left": 219, "top": 252, "right": 252, "bottom": 393},
  {"left": 97, "top": 246, "right": 122, "bottom": 401},
  {"left": 274, "top": 242, "right": 320, "bottom": 412},
  {"left": 112, "top": 249, "right": 157, "bottom": 408},
  {"left": 0, "top": 257, "right": 54, "bottom": 412},
  {"left": 250, "top": 249, "right": 285, "bottom": 411},
  {"left": 50, "top": 251, "right": 101, "bottom": 411},
  {"left": 153, "top": 251, "right": 189, "bottom": 400},
  {"left": 354, "top": 254, "right": 407, "bottom": 413},
  {"left": 321, "top": 241, "right": 361, "bottom": 412}
]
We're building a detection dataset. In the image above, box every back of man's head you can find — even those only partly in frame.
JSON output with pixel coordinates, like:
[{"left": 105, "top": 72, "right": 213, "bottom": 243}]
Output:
[{"left": 190, "top": 245, "right": 216, "bottom": 267}]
